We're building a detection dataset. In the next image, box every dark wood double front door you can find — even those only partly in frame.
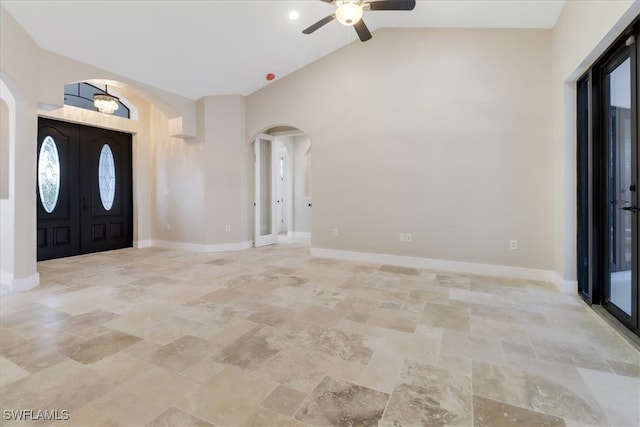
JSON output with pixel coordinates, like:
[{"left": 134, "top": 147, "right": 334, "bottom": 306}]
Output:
[{"left": 37, "top": 118, "right": 132, "bottom": 261}]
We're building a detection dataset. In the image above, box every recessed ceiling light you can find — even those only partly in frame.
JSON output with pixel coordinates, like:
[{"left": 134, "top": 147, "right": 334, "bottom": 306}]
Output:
[{"left": 289, "top": 11, "right": 299, "bottom": 20}]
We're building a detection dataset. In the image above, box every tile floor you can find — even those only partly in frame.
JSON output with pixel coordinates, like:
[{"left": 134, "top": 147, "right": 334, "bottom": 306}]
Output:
[{"left": 1, "top": 240, "right": 639, "bottom": 426}]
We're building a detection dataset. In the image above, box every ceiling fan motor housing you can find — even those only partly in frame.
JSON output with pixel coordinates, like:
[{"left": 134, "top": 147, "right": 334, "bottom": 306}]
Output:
[{"left": 303, "top": 0, "right": 416, "bottom": 42}]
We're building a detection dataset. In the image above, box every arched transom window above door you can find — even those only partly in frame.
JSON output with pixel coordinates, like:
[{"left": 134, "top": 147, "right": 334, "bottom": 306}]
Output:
[{"left": 64, "top": 82, "right": 131, "bottom": 119}]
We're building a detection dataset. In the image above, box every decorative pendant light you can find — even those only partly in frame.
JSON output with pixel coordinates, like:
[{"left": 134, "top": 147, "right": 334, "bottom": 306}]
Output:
[{"left": 93, "top": 85, "right": 119, "bottom": 114}]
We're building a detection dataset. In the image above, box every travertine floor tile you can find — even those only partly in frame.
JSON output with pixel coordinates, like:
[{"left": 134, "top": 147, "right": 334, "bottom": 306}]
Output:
[
  {"left": 327, "top": 359, "right": 367, "bottom": 383},
  {"left": 149, "top": 335, "right": 217, "bottom": 373},
  {"left": 472, "top": 361, "right": 607, "bottom": 425},
  {"left": 0, "top": 359, "right": 120, "bottom": 414},
  {"left": 295, "top": 376, "right": 389, "bottom": 426},
  {"left": 145, "top": 407, "right": 214, "bottom": 427},
  {"left": 286, "top": 325, "right": 379, "bottom": 364},
  {"left": 0, "top": 242, "right": 637, "bottom": 427},
  {"left": 177, "top": 366, "right": 277, "bottom": 426},
  {"left": 213, "top": 325, "right": 283, "bottom": 371},
  {"left": 531, "top": 336, "right": 611, "bottom": 372},
  {"left": 259, "top": 345, "right": 332, "bottom": 393},
  {"left": 381, "top": 360, "right": 472, "bottom": 426},
  {"left": 90, "top": 351, "right": 155, "bottom": 382},
  {"left": 366, "top": 309, "right": 417, "bottom": 333},
  {"left": 473, "top": 395, "right": 566, "bottom": 427},
  {"left": 378, "top": 265, "right": 421, "bottom": 276},
  {"left": 0, "top": 356, "right": 29, "bottom": 387},
  {"left": 89, "top": 367, "right": 197, "bottom": 426},
  {"left": 578, "top": 367, "right": 640, "bottom": 426},
  {"left": 441, "top": 330, "right": 504, "bottom": 365},
  {"left": 243, "top": 407, "right": 307, "bottom": 427},
  {"left": 420, "top": 302, "right": 470, "bottom": 332},
  {"left": 294, "top": 305, "right": 348, "bottom": 327},
  {"left": 200, "top": 288, "right": 246, "bottom": 304},
  {"left": 260, "top": 384, "right": 308, "bottom": 417},
  {"left": 62, "top": 329, "right": 141, "bottom": 365}
]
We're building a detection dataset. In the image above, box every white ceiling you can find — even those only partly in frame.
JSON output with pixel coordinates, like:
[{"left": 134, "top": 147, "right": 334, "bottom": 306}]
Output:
[{"left": 2, "top": 0, "right": 565, "bottom": 100}]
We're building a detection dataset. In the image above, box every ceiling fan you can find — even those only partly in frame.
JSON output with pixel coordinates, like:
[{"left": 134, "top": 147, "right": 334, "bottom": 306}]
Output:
[{"left": 302, "top": 0, "right": 416, "bottom": 42}]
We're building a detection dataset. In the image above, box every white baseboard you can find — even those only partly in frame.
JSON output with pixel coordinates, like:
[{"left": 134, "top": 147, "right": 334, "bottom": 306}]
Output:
[
  {"left": 0, "top": 270, "right": 11, "bottom": 286},
  {"left": 1, "top": 272, "right": 40, "bottom": 292},
  {"left": 148, "top": 239, "right": 253, "bottom": 253},
  {"left": 310, "top": 247, "right": 564, "bottom": 287},
  {"left": 286, "top": 232, "right": 311, "bottom": 239},
  {"left": 550, "top": 272, "right": 578, "bottom": 294},
  {"left": 133, "top": 240, "right": 152, "bottom": 249}
]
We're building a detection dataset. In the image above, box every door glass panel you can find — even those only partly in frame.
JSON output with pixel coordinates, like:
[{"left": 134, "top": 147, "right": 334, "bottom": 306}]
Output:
[
  {"left": 38, "top": 136, "right": 61, "bottom": 213},
  {"left": 607, "top": 57, "right": 632, "bottom": 315},
  {"left": 259, "top": 139, "right": 271, "bottom": 236},
  {"left": 98, "top": 144, "right": 116, "bottom": 211}
]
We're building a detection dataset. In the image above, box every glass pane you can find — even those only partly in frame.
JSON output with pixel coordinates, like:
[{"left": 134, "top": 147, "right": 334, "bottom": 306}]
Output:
[
  {"left": 607, "top": 57, "right": 632, "bottom": 315},
  {"left": 259, "top": 139, "right": 271, "bottom": 236},
  {"left": 98, "top": 144, "right": 116, "bottom": 211},
  {"left": 38, "top": 136, "right": 61, "bottom": 213}
]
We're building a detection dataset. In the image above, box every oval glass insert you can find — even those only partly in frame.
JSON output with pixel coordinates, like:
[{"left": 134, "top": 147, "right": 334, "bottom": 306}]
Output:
[
  {"left": 98, "top": 144, "right": 116, "bottom": 211},
  {"left": 38, "top": 136, "right": 61, "bottom": 214}
]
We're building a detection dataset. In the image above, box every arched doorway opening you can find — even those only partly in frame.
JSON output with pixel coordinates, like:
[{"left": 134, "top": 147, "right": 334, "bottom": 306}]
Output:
[{"left": 252, "top": 126, "right": 312, "bottom": 248}]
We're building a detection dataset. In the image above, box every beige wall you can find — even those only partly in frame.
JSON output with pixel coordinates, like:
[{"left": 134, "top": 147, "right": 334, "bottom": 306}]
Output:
[
  {"left": 247, "top": 28, "right": 554, "bottom": 270},
  {"left": 0, "top": 8, "right": 42, "bottom": 287},
  {"left": 3, "top": 2, "right": 639, "bottom": 289},
  {"left": 202, "top": 96, "right": 251, "bottom": 245},
  {"left": 550, "top": 0, "right": 638, "bottom": 286},
  {"left": 0, "top": 5, "right": 197, "bottom": 287},
  {"left": 0, "top": 83, "right": 15, "bottom": 285},
  {"left": 152, "top": 104, "right": 205, "bottom": 244}
]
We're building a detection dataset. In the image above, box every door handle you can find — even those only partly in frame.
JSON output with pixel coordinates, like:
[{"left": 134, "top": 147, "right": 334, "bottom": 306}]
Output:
[
  {"left": 82, "top": 196, "right": 89, "bottom": 210},
  {"left": 621, "top": 205, "right": 640, "bottom": 213}
]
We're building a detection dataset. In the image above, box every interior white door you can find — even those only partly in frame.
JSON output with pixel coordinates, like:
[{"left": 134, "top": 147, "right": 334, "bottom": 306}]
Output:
[
  {"left": 254, "top": 134, "right": 277, "bottom": 247},
  {"left": 277, "top": 146, "right": 288, "bottom": 234}
]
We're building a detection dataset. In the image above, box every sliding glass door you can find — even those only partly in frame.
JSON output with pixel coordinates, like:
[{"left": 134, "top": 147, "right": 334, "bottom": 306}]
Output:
[
  {"left": 604, "top": 53, "right": 637, "bottom": 326},
  {"left": 577, "top": 20, "right": 639, "bottom": 337}
]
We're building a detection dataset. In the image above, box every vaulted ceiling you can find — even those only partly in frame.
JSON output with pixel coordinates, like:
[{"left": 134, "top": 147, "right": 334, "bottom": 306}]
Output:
[{"left": 1, "top": 0, "right": 565, "bottom": 100}]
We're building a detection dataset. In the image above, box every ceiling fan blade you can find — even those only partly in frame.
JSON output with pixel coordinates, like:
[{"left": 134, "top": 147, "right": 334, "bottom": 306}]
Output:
[
  {"left": 302, "top": 14, "right": 336, "bottom": 34},
  {"left": 353, "top": 19, "right": 372, "bottom": 42},
  {"left": 366, "top": 0, "right": 416, "bottom": 11}
]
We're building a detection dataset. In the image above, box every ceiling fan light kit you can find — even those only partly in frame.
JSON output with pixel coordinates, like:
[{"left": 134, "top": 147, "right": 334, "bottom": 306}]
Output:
[
  {"left": 303, "top": 0, "right": 416, "bottom": 42},
  {"left": 335, "top": 2, "right": 363, "bottom": 26}
]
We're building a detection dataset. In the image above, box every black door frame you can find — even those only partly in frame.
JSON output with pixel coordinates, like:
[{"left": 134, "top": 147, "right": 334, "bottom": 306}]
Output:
[{"left": 577, "top": 18, "right": 640, "bottom": 337}]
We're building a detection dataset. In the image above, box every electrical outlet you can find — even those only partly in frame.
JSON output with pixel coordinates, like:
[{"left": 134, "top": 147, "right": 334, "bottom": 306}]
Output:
[
  {"left": 332, "top": 229, "right": 339, "bottom": 238},
  {"left": 399, "top": 233, "right": 406, "bottom": 242},
  {"left": 166, "top": 223, "right": 171, "bottom": 231},
  {"left": 510, "top": 239, "right": 518, "bottom": 250},
  {"left": 405, "top": 233, "right": 413, "bottom": 242},
  {"left": 225, "top": 225, "right": 231, "bottom": 232}
]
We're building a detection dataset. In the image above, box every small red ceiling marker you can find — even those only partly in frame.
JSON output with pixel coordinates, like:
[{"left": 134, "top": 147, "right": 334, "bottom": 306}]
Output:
[{"left": 266, "top": 73, "right": 276, "bottom": 81}]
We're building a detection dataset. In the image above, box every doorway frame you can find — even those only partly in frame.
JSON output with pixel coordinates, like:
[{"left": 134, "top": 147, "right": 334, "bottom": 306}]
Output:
[
  {"left": 254, "top": 133, "right": 278, "bottom": 247},
  {"left": 250, "top": 126, "right": 313, "bottom": 247},
  {"left": 577, "top": 18, "right": 640, "bottom": 337}
]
